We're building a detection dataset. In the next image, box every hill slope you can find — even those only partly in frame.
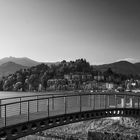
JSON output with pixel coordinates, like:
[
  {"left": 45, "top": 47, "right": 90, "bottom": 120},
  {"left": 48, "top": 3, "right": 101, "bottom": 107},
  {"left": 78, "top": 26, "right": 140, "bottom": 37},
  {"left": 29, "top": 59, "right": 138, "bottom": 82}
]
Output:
[
  {"left": 0, "top": 57, "right": 39, "bottom": 67},
  {"left": 0, "top": 62, "right": 27, "bottom": 78},
  {"left": 93, "top": 61, "right": 140, "bottom": 75},
  {"left": 135, "top": 62, "right": 140, "bottom": 71}
]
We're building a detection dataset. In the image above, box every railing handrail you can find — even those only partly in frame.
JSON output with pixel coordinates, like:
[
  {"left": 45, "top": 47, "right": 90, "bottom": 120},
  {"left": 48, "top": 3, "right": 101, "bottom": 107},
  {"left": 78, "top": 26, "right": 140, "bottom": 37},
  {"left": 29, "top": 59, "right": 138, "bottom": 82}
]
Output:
[
  {"left": 0, "top": 92, "right": 68, "bottom": 101},
  {"left": 0, "top": 91, "right": 139, "bottom": 101},
  {"left": 0, "top": 92, "right": 139, "bottom": 107},
  {"left": 0, "top": 93, "right": 82, "bottom": 106},
  {"left": 0, "top": 90, "right": 88, "bottom": 101}
]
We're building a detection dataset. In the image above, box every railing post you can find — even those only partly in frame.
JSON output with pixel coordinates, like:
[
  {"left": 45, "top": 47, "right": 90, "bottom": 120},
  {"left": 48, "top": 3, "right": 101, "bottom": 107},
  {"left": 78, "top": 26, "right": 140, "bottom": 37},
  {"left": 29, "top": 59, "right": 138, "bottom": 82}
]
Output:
[
  {"left": 65, "top": 96, "right": 67, "bottom": 114},
  {"left": 105, "top": 95, "right": 107, "bottom": 109},
  {"left": 37, "top": 96, "right": 39, "bottom": 112},
  {"left": 107, "top": 95, "right": 109, "bottom": 109},
  {"left": 93, "top": 95, "right": 95, "bottom": 110},
  {"left": 90, "top": 94, "right": 91, "bottom": 107},
  {"left": 115, "top": 94, "right": 117, "bottom": 108},
  {"left": 129, "top": 96, "right": 133, "bottom": 108},
  {"left": 52, "top": 95, "right": 54, "bottom": 110},
  {"left": 48, "top": 98, "right": 50, "bottom": 117},
  {"left": 132, "top": 96, "right": 134, "bottom": 108},
  {"left": 99, "top": 95, "right": 101, "bottom": 109},
  {"left": 98, "top": 95, "right": 100, "bottom": 109},
  {"left": 20, "top": 97, "right": 21, "bottom": 115},
  {"left": 5, "top": 105, "right": 6, "bottom": 126},
  {"left": 80, "top": 94, "right": 82, "bottom": 112},
  {"left": 28, "top": 100, "right": 30, "bottom": 121},
  {"left": 138, "top": 98, "right": 140, "bottom": 109},
  {"left": 125, "top": 95, "right": 127, "bottom": 108},
  {"left": 121, "top": 95, "right": 126, "bottom": 108},
  {"left": 0, "top": 99, "right": 1, "bottom": 118},
  {"left": 103, "top": 95, "right": 105, "bottom": 109}
]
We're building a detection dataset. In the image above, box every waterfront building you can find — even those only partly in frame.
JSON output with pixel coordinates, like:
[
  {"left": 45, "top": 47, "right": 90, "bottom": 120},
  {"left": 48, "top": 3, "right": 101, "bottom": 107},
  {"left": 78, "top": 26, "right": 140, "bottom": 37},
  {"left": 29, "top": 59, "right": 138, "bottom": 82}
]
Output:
[{"left": 105, "top": 82, "right": 114, "bottom": 90}]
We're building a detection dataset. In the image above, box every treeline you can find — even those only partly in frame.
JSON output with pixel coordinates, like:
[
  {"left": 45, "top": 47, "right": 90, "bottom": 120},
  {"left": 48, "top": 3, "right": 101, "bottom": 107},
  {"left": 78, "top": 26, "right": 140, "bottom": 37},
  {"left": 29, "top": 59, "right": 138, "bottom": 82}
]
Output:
[
  {"left": 0, "top": 59, "right": 91, "bottom": 91},
  {"left": 0, "top": 59, "right": 136, "bottom": 91}
]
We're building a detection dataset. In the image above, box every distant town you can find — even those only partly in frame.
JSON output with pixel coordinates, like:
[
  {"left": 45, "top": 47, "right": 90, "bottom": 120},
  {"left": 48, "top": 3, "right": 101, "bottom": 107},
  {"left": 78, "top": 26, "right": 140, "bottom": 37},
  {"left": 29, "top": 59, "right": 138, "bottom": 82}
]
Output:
[{"left": 0, "top": 58, "right": 140, "bottom": 93}]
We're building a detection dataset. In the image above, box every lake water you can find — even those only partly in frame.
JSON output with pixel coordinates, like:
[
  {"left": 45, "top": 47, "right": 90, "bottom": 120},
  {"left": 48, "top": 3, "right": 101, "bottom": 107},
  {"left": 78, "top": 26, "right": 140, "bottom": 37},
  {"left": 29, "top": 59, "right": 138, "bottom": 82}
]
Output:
[
  {"left": 0, "top": 91, "right": 59, "bottom": 99},
  {"left": 0, "top": 91, "right": 137, "bottom": 140},
  {"left": 0, "top": 91, "right": 122, "bottom": 129}
]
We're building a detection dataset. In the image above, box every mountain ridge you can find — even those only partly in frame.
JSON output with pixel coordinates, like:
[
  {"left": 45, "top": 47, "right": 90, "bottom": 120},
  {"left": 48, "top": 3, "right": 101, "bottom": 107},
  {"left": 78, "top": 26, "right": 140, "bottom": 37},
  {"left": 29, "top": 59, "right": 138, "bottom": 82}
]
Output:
[
  {"left": 0, "top": 57, "right": 60, "bottom": 67},
  {"left": 0, "top": 57, "right": 39, "bottom": 67},
  {"left": 0, "top": 57, "right": 60, "bottom": 78},
  {"left": 93, "top": 61, "right": 140, "bottom": 75},
  {"left": 0, "top": 57, "right": 140, "bottom": 76},
  {"left": 0, "top": 61, "right": 27, "bottom": 78}
]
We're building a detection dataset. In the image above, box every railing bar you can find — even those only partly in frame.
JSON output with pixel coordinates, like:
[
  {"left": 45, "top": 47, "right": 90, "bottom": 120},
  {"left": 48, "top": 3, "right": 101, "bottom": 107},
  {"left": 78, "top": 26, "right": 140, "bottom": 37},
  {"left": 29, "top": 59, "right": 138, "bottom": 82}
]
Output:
[
  {"left": 104, "top": 95, "right": 106, "bottom": 109},
  {"left": 125, "top": 95, "right": 127, "bottom": 108},
  {"left": 0, "top": 94, "right": 84, "bottom": 106},
  {"left": 37, "top": 96, "right": 39, "bottom": 112},
  {"left": 107, "top": 95, "right": 109, "bottom": 109},
  {"left": 5, "top": 105, "right": 6, "bottom": 126},
  {"left": 105, "top": 95, "right": 107, "bottom": 109},
  {"left": 65, "top": 97, "right": 67, "bottom": 114},
  {"left": 52, "top": 95, "right": 54, "bottom": 110},
  {"left": 138, "top": 98, "right": 140, "bottom": 109},
  {"left": 1, "top": 92, "right": 140, "bottom": 105},
  {"left": 28, "top": 101, "right": 30, "bottom": 121},
  {"left": 99, "top": 95, "right": 101, "bottom": 109},
  {"left": 0, "top": 93, "right": 66, "bottom": 101},
  {"left": 80, "top": 94, "right": 82, "bottom": 112},
  {"left": 132, "top": 96, "right": 134, "bottom": 108},
  {"left": 93, "top": 95, "right": 95, "bottom": 110},
  {"left": 1, "top": 93, "right": 140, "bottom": 107},
  {"left": 48, "top": 98, "right": 49, "bottom": 117},
  {"left": 90, "top": 94, "right": 91, "bottom": 107},
  {"left": 20, "top": 97, "right": 21, "bottom": 115},
  {"left": 115, "top": 94, "right": 117, "bottom": 108}
]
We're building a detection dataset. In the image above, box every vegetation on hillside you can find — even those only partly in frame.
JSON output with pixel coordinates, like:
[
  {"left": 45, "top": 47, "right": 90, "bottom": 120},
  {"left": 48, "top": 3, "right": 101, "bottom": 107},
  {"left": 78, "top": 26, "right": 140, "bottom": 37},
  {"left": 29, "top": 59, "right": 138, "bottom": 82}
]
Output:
[{"left": 0, "top": 59, "right": 139, "bottom": 92}]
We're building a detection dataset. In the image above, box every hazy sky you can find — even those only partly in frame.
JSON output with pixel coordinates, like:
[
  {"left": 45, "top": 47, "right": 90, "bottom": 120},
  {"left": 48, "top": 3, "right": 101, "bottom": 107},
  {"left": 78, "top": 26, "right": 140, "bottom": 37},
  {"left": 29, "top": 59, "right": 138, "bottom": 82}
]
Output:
[{"left": 0, "top": 0, "right": 140, "bottom": 64}]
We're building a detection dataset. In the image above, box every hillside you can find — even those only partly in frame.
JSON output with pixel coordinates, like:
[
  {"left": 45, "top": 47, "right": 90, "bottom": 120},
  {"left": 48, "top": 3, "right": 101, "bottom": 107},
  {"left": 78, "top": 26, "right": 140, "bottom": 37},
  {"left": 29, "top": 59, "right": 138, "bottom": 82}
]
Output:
[
  {"left": 0, "top": 62, "right": 27, "bottom": 78},
  {"left": 0, "top": 57, "right": 39, "bottom": 67},
  {"left": 0, "top": 57, "right": 60, "bottom": 67},
  {"left": 135, "top": 63, "right": 140, "bottom": 71},
  {"left": 93, "top": 61, "right": 140, "bottom": 75}
]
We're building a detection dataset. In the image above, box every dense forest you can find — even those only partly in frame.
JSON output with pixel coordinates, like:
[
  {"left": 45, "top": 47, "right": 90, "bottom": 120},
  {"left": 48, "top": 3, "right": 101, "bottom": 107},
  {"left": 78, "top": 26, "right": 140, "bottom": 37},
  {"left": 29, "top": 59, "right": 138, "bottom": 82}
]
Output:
[{"left": 0, "top": 59, "right": 137, "bottom": 91}]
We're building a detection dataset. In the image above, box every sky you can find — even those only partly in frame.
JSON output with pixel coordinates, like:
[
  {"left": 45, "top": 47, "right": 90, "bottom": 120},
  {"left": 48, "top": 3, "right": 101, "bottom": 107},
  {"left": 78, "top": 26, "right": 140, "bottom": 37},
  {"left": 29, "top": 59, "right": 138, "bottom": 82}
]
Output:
[{"left": 0, "top": 0, "right": 140, "bottom": 65}]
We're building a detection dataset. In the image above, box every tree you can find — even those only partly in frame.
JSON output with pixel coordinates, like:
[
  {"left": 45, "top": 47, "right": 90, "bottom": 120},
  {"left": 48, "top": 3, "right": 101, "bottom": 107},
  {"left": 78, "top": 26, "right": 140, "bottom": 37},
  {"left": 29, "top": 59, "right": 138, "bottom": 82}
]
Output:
[
  {"left": 14, "top": 82, "right": 22, "bottom": 91},
  {"left": 28, "top": 74, "right": 39, "bottom": 91},
  {"left": 40, "top": 72, "right": 49, "bottom": 90},
  {"left": 0, "top": 80, "right": 3, "bottom": 91}
]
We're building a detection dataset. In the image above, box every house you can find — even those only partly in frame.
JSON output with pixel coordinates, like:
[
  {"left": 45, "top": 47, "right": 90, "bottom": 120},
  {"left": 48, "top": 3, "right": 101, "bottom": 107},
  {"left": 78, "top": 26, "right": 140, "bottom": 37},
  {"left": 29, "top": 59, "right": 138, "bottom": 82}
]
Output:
[
  {"left": 105, "top": 83, "right": 114, "bottom": 90},
  {"left": 94, "top": 75, "right": 104, "bottom": 81},
  {"left": 64, "top": 74, "right": 72, "bottom": 80},
  {"left": 64, "top": 73, "right": 92, "bottom": 82},
  {"left": 47, "top": 79, "right": 68, "bottom": 90}
]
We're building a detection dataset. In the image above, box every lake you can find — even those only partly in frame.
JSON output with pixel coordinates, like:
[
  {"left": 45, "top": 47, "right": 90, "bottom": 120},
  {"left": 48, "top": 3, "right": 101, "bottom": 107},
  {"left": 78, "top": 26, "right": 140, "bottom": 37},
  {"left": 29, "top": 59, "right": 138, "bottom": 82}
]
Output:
[
  {"left": 0, "top": 91, "right": 62, "bottom": 99},
  {"left": 0, "top": 91, "right": 137, "bottom": 128}
]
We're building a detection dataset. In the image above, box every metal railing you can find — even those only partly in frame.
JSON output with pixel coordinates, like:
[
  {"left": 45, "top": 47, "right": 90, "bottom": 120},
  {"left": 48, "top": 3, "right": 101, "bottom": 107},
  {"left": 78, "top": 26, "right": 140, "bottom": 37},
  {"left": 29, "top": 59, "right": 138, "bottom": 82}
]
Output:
[
  {"left": 0, "top": 92, "right": 140, "bottom": 128},
  {"left": 0, "top": 92, "right": 68, "bottom": 104}
]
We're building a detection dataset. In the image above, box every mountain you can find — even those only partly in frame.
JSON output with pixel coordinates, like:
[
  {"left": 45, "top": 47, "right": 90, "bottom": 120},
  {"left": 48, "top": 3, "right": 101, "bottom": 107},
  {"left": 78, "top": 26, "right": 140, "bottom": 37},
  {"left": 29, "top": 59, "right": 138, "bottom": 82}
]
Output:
[
  {"left": 0, "top": 57, "right": 39, "bottom": 67},
  {"left": 0, "top": 62, "right": 27, "bottom": 78},
  {"left": 0, "top": 57, "right": 61, "bottom": 67},
  {"left": 93, "top": 61, "right": 140, "bottom": 75},
  {"left": 135, "top": 62, "right": 140, "bottom": 71}
]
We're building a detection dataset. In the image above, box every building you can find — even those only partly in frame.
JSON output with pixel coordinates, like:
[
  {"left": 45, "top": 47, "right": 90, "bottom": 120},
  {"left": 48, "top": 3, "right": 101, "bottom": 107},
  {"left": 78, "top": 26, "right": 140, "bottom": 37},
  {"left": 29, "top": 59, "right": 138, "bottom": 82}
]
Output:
[
  {"left": 64, "top": 74, "right": 92, "bottom": 82},
  {"left": 94, "top": 75, "right": 104, "bottom": 81},
  {"left": 105, "top": 82, "right": 114, "bottom": 90}
]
